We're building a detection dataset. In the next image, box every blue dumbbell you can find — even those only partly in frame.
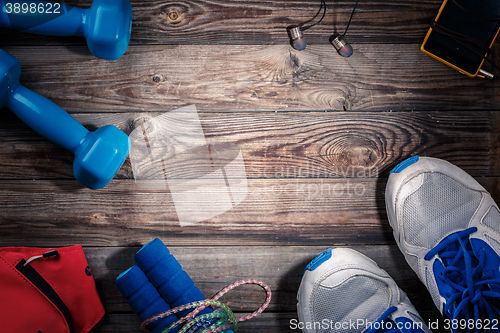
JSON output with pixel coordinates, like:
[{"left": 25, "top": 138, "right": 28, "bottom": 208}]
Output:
[
  {"left": 0, "top": 0, "right": 132, "bottom": 60},
  {"left": 116, "top": 265, "right": 179, "bottom": 333},
  {"left": 0, "top": 49, "right": 130, "bottom": 189},
  {"left": 134, "top": 239, "right": 213, "bottom": 318}
]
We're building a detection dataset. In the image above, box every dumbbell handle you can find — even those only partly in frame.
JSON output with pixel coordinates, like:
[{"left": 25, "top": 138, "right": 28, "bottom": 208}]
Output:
[
  {"left": 7, "top": 83, "right": 88, "bottom": 153},
  {"left": 135, "top": 239, "right": 213, "bottom": 318},
  {"left": 0, "top": 0, "right": 85, "bottom": 36}
]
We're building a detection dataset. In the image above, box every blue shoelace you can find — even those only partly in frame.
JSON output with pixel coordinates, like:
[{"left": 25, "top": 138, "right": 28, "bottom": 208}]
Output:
[{"left": 425, "top": 227, "right": 500, "bottom": 332}]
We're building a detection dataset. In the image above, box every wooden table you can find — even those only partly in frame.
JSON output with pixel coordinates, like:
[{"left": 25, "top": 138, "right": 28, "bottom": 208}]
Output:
[{"left": 1, "top": 0, "right": 499, "bottom": 332}]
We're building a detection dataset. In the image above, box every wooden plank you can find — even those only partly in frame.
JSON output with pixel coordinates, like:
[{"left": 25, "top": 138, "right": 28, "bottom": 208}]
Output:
[
  {"left": 0, "top": 0, "right": 443, "bottom": 46},
  {"left": 3, "top": 45, "right": 499, "bottom": 112},
  {"left": 0, "top": 178, "right": 393, "bottom": 247},
  {"left": 1, "top": 177, "right": 498, "bottom": 247},
  {"left": 0, "top": 111, "right": 495, "bottom": 180}
]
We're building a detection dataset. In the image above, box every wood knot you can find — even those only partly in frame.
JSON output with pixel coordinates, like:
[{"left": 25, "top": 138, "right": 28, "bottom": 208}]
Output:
[
  {"left": 166, "top": 10, "right": 181, "bottom": 23},
  {"left": 128, "top": 115, "right": 157, "bottom": 134},
  {"left": 288, "top": 52, "right": 301, "bottom": 71},
  {"left": 286, "top": 49, "right": 321, "bottom": 83},
  {"left": 152, "top": 74, "right": 167, "bottom": 83},
  {"left": 322, "top": 134, "right": 381, "bottom": 176}
]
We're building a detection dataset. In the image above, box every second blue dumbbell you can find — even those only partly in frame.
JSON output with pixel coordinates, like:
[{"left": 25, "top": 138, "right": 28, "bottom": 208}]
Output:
[{"left": 0, "top": 0, "right": 133, "bottom": 60}]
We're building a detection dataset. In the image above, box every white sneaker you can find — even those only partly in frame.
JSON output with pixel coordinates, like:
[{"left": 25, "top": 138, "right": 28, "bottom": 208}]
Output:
[
  {"left": 386, "top": 156, "right": 500, "bottom": 329},
  {"left": 296, "top": 247, "right": 431, "bottom": 333}
]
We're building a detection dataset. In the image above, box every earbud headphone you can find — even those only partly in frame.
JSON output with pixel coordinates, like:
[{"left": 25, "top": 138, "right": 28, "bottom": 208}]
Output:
[
  {"left": 330, "top": 35, "right": 353, "bottom": 57},
  {"left": 288, "top": 0, "right": 359, "bottom": 58},
  {"left": 288, "top": 26, "right": 307, "bottom": 51}
]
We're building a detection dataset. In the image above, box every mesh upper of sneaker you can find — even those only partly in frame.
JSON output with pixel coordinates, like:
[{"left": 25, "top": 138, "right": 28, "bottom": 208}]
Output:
[
  {"left": 297, "top": 248, "right": 431, "bottom": 333},
  {"left": 401, "top": 172, "right": 482, "bottom": 250},
  {"left": 312, "top": 275, "right": 389, "bottom": 333}
]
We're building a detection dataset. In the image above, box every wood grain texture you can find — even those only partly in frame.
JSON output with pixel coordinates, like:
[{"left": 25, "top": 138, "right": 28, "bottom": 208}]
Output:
[
  {"left": 0, "top": 0, "right": 442, "bottom": 46},
  {"left": 2, "top": 44, "right": 500, "bottom": 113},
  {"left": 1, "top": 177, "right": 499, "bottom": 247},
  {"left": 1, "top": 0, "right": 499, "bottom": 331},
  {"left": 0, "top": 111, "right": 496, "bottom": 180},
  {"left": 0, "top": 178, "right": 392, "bottom": 247}
]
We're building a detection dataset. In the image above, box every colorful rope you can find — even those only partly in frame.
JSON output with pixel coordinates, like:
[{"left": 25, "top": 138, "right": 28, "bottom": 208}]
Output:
[
  {"left": 211, "top": 279, "right": 272, "bottom": 323},
  {"left": 141, "top": 279, "right": 272, "bottom": 333}
]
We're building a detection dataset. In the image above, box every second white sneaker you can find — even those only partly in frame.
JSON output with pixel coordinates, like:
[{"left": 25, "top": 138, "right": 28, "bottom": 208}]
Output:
[{"left": 297, "top": 247, "right": 431, "bottom": 333}]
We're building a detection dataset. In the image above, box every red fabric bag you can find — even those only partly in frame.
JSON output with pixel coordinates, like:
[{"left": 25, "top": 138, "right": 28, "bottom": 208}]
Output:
[{"left": 0, "top": 245, "right": 105, "bottom": 333}]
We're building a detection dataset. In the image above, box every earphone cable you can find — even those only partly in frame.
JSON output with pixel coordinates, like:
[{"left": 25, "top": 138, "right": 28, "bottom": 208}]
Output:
[
  {"left": 301, "top": 0, "right": 327, "bottom": 31},
  {"left": 341, "top": 0, "right": 360, "bottom": 37}
]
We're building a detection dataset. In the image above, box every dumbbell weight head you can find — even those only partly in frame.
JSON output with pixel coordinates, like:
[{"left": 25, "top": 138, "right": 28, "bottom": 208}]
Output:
[
  {"left": 73, "top": 125, "right": 131, "bottom": 189},
  {"left": 85, "top": 0, "right": 133, "bottom": 60}
]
